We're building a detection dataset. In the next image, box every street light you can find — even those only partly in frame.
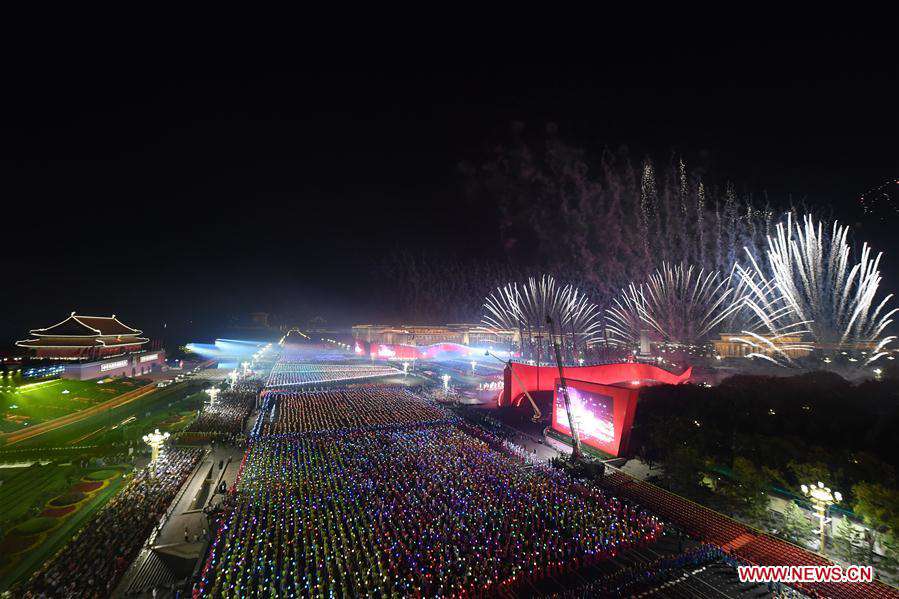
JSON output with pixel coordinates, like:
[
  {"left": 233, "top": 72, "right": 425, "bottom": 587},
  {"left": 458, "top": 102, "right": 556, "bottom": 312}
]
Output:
[
  {"left": 143, "top": 429, "right": 170, "bottom": 462},
  {"left": 206, "top": 387, "right": 220, "bottom": 406},
  {"left": 801, "top": 481, "right": 842, "bottom": 552}
]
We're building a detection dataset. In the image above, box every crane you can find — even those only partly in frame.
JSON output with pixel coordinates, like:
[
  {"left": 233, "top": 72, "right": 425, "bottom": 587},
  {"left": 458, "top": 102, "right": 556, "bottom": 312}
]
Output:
[
  {"left": 546, "top": 315, "right": 583, "bottom": 461},
  {"left": 484, "top": 350, "right": 542, "bottom": 423}
]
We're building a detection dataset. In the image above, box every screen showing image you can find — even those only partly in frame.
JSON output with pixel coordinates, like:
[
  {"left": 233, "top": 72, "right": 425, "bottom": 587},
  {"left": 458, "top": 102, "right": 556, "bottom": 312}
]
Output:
[{"left": 553, "top": 384, "right": 614, "bottom": 446}]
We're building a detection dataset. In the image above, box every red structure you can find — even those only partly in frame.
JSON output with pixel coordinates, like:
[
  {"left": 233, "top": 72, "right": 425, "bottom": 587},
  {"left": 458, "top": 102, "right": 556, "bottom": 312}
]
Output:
[
  {"left": 501, "top": 361, "right": 692, "bottom": 407},
  {"left": 502, "top": 361, "right": 691, "bottom": 457},
  {"left": 16, "top": 313, "right": 149, "bottom": 361}
]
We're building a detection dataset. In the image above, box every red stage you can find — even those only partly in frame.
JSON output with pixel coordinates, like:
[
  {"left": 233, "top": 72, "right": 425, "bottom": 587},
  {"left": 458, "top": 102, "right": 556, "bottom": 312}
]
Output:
[
  {"left": 503, "top": 361, "right": 692, "bottom": 457},
  {"left": 502, "top": 361, "right": 692, "bottom": 407}
]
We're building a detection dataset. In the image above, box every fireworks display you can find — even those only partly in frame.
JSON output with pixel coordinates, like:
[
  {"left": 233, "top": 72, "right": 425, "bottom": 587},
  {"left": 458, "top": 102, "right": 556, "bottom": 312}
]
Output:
[
  {"left": 858, "top": 178, "right": 899, "bottom": 222},
  {"left": 605, "top": 213, "right": 897, "bottom": 366},
  {"left": 735, "top": 214, "right": 897, "bottom": 365},
  {"left": 605, "top": 263, "right": 743, "bottom": 348},
  {"left": 728, "top": 255, "right": 813, "bottom": 366},
  {"left": 482, "top": 275, "right": 603, "bottom": 362}
]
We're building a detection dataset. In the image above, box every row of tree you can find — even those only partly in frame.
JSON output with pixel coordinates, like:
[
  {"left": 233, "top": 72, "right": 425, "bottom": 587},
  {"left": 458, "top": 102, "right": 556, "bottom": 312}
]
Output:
[{"left": 631, "top": 370, "right": 899, "bottom": 568}]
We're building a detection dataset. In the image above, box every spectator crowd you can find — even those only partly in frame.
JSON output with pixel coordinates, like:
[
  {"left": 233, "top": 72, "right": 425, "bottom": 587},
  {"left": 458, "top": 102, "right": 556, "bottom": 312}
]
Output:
[
  {"left": 265, "top": 362, "right": 399, "bottom": 387},
  {"left": 196, "top": 383, "right": 661, "bottom": 597},
  {"left": 253, "top": 385, "right": 450, "bottom": 437},
  {"left": 23, "top": 448, "right": 203, "bottom": 599},
  {"left": 184, "top": 387, "right": 258, "bottom": 444}
]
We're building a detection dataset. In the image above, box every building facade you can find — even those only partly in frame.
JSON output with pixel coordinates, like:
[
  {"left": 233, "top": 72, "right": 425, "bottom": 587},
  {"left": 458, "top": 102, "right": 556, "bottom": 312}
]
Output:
[
  {"left": 17, "top": 313, "right": 149, "bottom": 360},
  {"left": 711, "top": 333, "right": 811, "bottom": 359},
  {"left": 62, "top": 350, "right": 166, "bottom": 380},
  {"left": 352, "top": 323, "right": 519, "bottom": 348}
]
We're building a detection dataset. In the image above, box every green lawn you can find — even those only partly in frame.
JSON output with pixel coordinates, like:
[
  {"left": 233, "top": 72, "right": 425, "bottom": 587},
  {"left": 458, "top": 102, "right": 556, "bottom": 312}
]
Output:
[
  {"left": 0, "top": 377, "right": 148, "bottom": 432},
  {"left": 104, "top": 392, "right": 204, "bottom": 445},
  {"left": 0, "top": 382, "right": 206, "bottom": 450}
]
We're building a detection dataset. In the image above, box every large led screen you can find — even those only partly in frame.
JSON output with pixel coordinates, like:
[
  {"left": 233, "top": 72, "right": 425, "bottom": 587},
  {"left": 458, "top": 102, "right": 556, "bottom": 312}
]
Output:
[
  {"left": 552, "top": 384, "right": 615, "bottom": 447},
  {"left": 550, "top": 378, "right": 641, "bottom": 456}
]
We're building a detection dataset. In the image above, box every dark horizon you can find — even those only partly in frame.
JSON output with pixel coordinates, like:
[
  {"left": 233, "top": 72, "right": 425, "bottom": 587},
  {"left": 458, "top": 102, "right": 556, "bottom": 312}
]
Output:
[{"left": 2, "top": 42, "right": 896, "bottom": 347}]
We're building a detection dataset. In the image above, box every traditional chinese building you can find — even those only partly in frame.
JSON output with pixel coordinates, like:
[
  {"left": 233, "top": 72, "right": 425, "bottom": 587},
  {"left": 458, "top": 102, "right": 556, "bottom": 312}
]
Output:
[{"left": 15, "top": 313, "right": 165, "bottom": 379}]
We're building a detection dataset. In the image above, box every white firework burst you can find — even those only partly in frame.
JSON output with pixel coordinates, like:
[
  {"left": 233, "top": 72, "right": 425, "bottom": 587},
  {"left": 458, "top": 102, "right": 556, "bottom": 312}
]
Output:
[
  {"left": 736, "top": 213, "right": 896, "bottom": 365},
  {"left": 605, "top": 262, "right": 744, "bottom": 347},
  {"left": 727, "top": 251, "right": 813, "bottom": 366},
  {"left": 605, "top": 283, "right": 647, "bottom": 348},
  {"left": 482, "top": 275, "right": 603, "bottom": 360}
]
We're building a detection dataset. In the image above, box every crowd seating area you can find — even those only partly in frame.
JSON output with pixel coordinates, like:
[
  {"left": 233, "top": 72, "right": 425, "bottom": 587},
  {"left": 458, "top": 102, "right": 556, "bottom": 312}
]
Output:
[
  {"left": 253, "top": 385, "right": 449, "bottom": 436},
  {"left": 196, "top": 426, "right": 661, "bottom": 597},
  {"left": 265, "top": 362, "right": 400, "bottom": 387},
  {"left": 22, "top": 448, "right": 203, "bottom": 599}
]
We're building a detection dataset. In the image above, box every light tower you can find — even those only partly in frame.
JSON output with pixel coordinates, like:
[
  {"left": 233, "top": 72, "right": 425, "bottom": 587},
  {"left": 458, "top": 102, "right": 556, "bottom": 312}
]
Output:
[
  {"left": 206, "top": 387, "right": 220, "bottom": 406},
  {"left": 801, "top": 481, "right": 842, "bottom": 552},
  {"left": 441, "top": 374, "right": 451, "bottom": 397},
  {"left": 143, "top": 429, "right": 170, "bottom": 462},
  {"left": 402, "top": 362, "right": 409, "bottom": 376},
  {"left": 470, "top": 360, "right": 477, "bottom": 373}
]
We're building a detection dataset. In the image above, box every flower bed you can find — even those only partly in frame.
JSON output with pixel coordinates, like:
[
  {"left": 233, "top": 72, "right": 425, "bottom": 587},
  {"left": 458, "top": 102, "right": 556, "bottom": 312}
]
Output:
[
  {"left": 84, "top": 469, "right": 118, "bottom": 481},
  {"left": 10, "top": 517, "right": 58, "bottom": 536},
  {"left": 39, "top": 505, "right": 77, "bottom": 518},
  {"left": 72, "top": 481, "right": 103, "bottom": 493},
  {"left": 0, "top": 532, "right": 41, "bottom": 555},
  {"left": 48, "top": 490, "right": 87, "bottom": 507}
]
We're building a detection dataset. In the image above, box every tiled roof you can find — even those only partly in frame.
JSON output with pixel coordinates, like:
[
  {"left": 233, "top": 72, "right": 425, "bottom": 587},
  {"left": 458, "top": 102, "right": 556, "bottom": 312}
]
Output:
[
  {"left": 30, "top": 314, "right": 142, "bottom": 337},
  {"left": 16, "top": 336, "right": 148, "bottom": 348}
]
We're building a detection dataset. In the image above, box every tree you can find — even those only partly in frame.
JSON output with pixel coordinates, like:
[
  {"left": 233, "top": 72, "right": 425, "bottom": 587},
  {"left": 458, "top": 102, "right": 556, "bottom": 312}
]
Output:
[
  {"left": 661, "top": 444, "right": 705, "bottom": 494},
  {"left": 723, "top": 457, "right": 778, "bottom": 523},
  {"left": 833, "top": 516, "right": 867, "bottom": 564},
  {"left": 781, "top": 501, "right": 814, "bottom": 544},
  {"left": 852, "top": 482, "right": 899, "bottom": 564},
  {"left": 852, "top": 483, "right": 899, "bottom": 532},
  {"left": 787, "top": 461, "right": 835, "bottom": 491}
]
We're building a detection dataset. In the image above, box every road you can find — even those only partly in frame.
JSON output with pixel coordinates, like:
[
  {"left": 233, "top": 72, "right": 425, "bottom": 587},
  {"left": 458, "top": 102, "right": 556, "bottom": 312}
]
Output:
[{"left": 113, "top": 443, "right": 245, "bottom": 598}]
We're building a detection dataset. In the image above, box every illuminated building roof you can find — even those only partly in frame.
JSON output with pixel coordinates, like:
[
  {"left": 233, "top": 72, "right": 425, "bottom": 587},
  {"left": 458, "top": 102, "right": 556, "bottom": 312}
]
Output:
[
  {"left": 16, "top": 336, "right": 148, "bottom": 348},
  {"left": 15, "top": 313, "right": 150, "bottom": 361},
  {"left": 29, "top": 313, "right": 142, "bottom": 337}
]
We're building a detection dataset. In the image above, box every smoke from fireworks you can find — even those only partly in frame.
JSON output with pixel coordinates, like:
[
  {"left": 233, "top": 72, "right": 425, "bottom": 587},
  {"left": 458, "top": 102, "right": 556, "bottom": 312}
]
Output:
[{"left": 482, "top": 275, "right": 603, "bottom": 362}]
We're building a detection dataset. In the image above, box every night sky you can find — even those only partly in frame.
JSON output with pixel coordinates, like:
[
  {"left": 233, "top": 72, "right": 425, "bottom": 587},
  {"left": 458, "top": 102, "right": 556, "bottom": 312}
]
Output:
[{"left": 1, "top": 42, "right": 895, "bottom": 346}]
